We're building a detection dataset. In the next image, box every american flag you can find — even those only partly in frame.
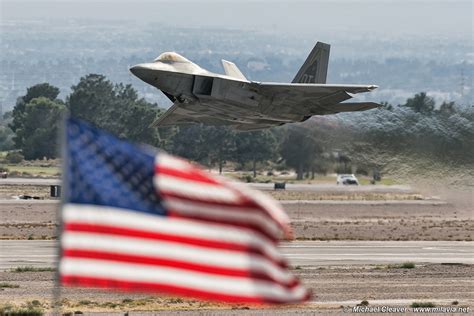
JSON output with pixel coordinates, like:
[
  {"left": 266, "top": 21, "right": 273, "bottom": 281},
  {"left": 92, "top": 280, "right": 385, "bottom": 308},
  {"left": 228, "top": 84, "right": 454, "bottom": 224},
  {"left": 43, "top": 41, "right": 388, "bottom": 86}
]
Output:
[{"left": 59, "top": 118, "right": 310, "bottom": 304}]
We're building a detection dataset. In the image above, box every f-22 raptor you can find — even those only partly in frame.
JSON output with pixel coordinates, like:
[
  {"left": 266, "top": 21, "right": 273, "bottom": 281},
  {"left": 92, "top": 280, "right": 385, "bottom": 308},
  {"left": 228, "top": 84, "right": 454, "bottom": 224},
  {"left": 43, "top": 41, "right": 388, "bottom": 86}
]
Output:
[{"left": 130, "top": 42, "right": 381, "bottom": 131}]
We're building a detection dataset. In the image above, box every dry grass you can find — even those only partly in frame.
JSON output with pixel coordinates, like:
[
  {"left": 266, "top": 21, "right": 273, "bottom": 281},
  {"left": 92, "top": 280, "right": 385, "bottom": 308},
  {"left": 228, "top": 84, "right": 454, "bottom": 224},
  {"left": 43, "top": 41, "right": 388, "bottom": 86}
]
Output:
[
  {"left": 11, "top": 266, "right": 55, "bottom": 273},
  {"left": 0, "top": 185, "right": 51, "bottom": 199},
  {"left": 5, "top": 165, "right": 60, "bottom": 176},
  {"left": 269, "top": 190, "right": 423, "bottom": 201},
  {"left": 0, "top": 282, "right": 20, "bottom": 288}
]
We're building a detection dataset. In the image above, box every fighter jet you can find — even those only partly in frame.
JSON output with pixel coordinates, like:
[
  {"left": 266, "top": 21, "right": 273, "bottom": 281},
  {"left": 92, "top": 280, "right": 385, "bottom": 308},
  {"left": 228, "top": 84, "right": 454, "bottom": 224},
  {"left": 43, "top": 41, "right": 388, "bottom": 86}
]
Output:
[{"left": 130, "top": 42, "right": 381, "bottom": 131}]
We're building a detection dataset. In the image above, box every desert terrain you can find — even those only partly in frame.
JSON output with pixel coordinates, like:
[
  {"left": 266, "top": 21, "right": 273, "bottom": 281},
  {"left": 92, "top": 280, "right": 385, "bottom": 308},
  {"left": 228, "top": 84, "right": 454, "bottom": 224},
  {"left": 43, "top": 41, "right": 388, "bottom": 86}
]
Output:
[{"left": 0, "top": 180, "right": 472, "bottom": 314}]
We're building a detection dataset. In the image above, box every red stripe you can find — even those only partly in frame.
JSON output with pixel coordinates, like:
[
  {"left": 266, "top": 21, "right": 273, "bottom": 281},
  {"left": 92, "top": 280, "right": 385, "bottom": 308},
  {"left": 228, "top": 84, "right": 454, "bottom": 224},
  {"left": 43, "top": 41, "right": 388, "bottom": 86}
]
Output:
[
  {"left": 63, "top": 222, "right": 287, "bottom": 268},
  {"left": 62, "top": 249, "right": 298, "bottom": 288},
  {"left": 61, "top": 275, "right": 310, "bottom": 304},
  {"left": 160, "top": 192, "right": 282, "bottom": 236},
  {"left": 167, "top": 210, "right": 277, "bottom": 242},
  {"left": 162, "top": 193, "right": 266, "bottom": 212},
  {"left": 156, "top": 165, "right": 221, "bottom": 185},
  {"left": 160, "top": 191, "right": 275, "bottom": 220},
  {"left": 155, "top": 166, "right": 272, "bottom": 218},
  {"left": 161, "top": 193, "right": 272, "bottom": 216}
]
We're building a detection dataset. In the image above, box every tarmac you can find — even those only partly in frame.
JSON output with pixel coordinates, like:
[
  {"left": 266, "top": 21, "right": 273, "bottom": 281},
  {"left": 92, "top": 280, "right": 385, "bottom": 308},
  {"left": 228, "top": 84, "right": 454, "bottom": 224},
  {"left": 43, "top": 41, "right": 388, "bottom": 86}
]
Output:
[
  {"left": 1, "top": 240, "right": 472, "bottom": 270},
  {"left": 0, "top": 177, "right": 413, "bottom": 193},
  {"left": 0, "top": 178, "right": 60, "bottom": 186}
]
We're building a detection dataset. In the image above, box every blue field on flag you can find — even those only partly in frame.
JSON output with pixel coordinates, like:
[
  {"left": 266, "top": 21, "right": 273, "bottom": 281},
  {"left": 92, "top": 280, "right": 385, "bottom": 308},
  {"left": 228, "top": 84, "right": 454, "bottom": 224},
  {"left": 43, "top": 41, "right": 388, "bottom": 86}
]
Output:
[{"left": 59, "top": 117, "right": 310, "bottom": 304}]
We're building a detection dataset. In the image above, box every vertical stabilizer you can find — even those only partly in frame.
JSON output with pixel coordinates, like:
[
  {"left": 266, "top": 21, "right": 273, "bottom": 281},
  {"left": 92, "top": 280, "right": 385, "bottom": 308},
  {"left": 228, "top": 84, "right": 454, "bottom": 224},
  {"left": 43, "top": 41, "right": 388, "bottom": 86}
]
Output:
[
  {"left": 292, "top": 42, "right": 330, "bottom": 84},
  {"left": 221, "top": 60, "right": 247, "bottom": 81}
]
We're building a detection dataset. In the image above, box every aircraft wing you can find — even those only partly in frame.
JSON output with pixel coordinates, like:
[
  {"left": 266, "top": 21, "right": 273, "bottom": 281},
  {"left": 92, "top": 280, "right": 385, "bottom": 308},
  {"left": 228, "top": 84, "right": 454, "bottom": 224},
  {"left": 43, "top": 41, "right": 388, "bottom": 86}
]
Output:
[
  {"left": 151, "top": 83, "right": 381, "bottom": 130},
  {"left": 255, "top": 82, "right": 378, "bottom": 96},
  {"left": 252, "top": 82, "right": 381, "bottom": 115},
  {"left": 151, "top": 102, "right": 234, "bottom": 127},
  {"left": 151, "top": 103, "right": 196, "bottom": 127}
]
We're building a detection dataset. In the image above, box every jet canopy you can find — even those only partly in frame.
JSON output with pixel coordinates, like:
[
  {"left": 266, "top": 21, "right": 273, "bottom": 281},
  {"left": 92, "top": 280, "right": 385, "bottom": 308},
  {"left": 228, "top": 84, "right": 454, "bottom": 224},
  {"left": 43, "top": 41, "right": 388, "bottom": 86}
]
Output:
[{"left": 154, "top": 52, "right": 191, "bottom": 63}]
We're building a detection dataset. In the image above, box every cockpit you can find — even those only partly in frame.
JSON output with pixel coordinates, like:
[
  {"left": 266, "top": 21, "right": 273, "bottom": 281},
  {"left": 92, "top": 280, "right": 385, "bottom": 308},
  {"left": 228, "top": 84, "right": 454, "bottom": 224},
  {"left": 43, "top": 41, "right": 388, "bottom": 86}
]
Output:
[{"left": 154, "top": 52, "right": 191, "bottom": 63}]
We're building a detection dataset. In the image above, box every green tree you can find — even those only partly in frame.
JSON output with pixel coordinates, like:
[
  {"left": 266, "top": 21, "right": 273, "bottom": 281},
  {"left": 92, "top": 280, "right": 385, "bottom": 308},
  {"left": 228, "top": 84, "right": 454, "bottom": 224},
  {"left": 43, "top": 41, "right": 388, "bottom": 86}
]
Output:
[
  {"left": 170, "top": 125, "right": 208, "bottom": 163},
  {"left": 10, "top": 83, "right": 61, "bottom": 149},
  {"left": 202, "top": 126, "right": 236, "bottom": 174},
  {"left": 23, "top": 83, "right": 60, "bottom": 103},
  {"left": 18, "top": 97, "right": 65, "bottom": 159},
  {"left": 0, "top": 126, "right": 14, "bottom": 151},
  {"left": 403, "top": 92, "right": 435, "bottom": 113},
  {"left": 170, "top": 125, "right": 237, "bottom": 173},
  {"left": 280, "top": 126, "right": 323, "bottom": 180},
  {"left": 336, "top": 154, "right": 352, "bottom": 174},
  {"left": 437, "top": 101, "right": 456, "bottom": 116},
  {"left": 235, "top": 130, "right": 277, "bottom": 177},
  {"left": 67, "top": 74, "right": 163, "bottom": 145},
  {"left": 67, "top": 74, "right": 117, "bottom": 132},
  {"left": 121, "top": 99, "right": 163, "bottom": 146}
]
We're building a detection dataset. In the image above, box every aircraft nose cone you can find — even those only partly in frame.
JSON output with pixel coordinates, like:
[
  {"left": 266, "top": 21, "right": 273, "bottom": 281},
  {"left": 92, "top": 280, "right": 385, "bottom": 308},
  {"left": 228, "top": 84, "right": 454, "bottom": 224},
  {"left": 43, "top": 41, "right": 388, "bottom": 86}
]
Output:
[
  {"left": 129, "top": 64, "right": 149, "bottom": 78},
  {"left": 129, "top": 63, "right": 158, "bottom": 86}
]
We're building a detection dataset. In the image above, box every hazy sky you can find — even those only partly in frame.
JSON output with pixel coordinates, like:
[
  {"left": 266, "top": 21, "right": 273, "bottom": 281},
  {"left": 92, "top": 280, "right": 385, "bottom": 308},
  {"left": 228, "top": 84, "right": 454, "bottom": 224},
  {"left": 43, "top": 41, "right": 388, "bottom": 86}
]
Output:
[{"left": 2, "top": 0, "right": 472, "bottom": 38}]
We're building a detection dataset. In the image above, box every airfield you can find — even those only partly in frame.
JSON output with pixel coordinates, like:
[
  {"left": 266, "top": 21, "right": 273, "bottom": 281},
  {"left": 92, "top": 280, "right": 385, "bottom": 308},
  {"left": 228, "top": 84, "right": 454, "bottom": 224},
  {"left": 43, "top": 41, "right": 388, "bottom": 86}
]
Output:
[{"left": 0, "top": 177, "right": 473, "bottom": 313}]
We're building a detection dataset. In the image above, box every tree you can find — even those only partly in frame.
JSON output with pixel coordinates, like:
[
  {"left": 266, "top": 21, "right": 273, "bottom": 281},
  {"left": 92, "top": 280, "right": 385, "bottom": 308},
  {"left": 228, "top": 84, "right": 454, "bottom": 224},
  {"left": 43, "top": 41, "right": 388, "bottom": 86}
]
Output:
[
  {"left": 403, "top": 92, "right": 435, "bottom": 114},
  {"left": 280, "top": 126, "right": 323, "bottom": 180},
  {"left": 121, "top": 99, "right": 163, "bottom": 146},
  {"left": 437, "top": 101, "right": 456, "bottom": 116},
  {"left": 67, "top": 74, "right": 163, "bottom": 145},
  {"left": 235, "top": 130, "right": 277, "bottom": 177},
  {"left": 67, "top": 74, "right": 117, "bottom": 132},
  {"left": 202, "top": 126, "right": 236, "bottom": 174},
  {"left": 18, "top": 97, "right": 65, "bottom": 159},
  {"left": 170, "top": 125, "right": 236, "bottom": 173},
  {"left": 10, "top": 83, "right": 61, "bottom": 149},
  {"left": 170, "top": 125, "right": 208, "bottom": 163},
  {"left": 0, "top": 126, "right": 14, "bottom": 151},
  {"left": 22, "top": 83, "right": 60, "bottom": 104}
]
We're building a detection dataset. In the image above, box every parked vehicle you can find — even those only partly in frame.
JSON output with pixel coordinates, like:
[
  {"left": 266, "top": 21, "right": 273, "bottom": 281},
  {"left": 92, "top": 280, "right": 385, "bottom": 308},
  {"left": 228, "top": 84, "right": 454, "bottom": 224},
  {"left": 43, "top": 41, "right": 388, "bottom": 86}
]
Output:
[{"left": 336, "top": 174, "right": 359, "bottom": 185}]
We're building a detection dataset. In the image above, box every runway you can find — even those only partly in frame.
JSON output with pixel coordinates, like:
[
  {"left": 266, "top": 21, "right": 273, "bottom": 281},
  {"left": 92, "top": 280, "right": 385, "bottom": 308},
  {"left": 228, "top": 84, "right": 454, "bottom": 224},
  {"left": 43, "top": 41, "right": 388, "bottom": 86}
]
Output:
[
  {"left": 1, "top": 177, "right": 414, "bottom": 194},
  {"left": 280, "top": 241, "right": 473, "bottom": 266},
  {"left": 250, "top": 183, "right": 414, "bottom": 193},
  {"left": 0, "top": 199, "right": 445, "bottom": 205},
  {"left": 0, "top": 177, "right": 60, "bottom": 186},
  {"left": 1, "top": 240, "right": 472, "bottom": 270}
]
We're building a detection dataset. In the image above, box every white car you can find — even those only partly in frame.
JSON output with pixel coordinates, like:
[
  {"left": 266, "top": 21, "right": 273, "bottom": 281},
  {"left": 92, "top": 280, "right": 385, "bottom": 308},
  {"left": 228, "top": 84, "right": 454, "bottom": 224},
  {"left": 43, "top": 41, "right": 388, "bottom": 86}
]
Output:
[{"left": 336, "top": 174, "right": 359, "bottom": 185}]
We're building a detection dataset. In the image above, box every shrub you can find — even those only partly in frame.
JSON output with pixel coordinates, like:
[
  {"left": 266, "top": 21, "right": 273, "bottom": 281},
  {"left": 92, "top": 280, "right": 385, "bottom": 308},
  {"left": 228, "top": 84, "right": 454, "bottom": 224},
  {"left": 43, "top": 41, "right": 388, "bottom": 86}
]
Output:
[
  {"left": 411, "top": 302, "right": 435, "bottom": 308},
  {"left": 0, "top": 304, "right": 43, "bottom": 316},
  {"left": 244, "top": 175, "right": 254, "bottom": 183},
  {"left": 400, "top": 262, "right": 416, "bottom": 269},
  {"left": 5, "top": 152, "right": 24, "bottom": 164},
  {"left": 0, "top": 283, "right": 19, "bottom": 288},
  {"left": 12, "top": 266, "right": 55, "bottom": 273}
]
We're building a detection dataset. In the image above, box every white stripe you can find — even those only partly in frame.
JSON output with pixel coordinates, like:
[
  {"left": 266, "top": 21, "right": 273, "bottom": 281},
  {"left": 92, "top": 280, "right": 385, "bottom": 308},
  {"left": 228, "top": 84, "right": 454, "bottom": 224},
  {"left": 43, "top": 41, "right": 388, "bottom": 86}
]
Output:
[
  {"left": 62, "top": 204, "right": 282, "bottom": 262},
  {"left": 156, "top": 152, "right": 193, "bottom": 171},
  {"left": 155, "top": 175, "right": 240, "bottom": 203},
  {"left": 163, "top": 196, "right": 281, "bottom": 238},
  {"left": 60, "top": 258, "right": 307, "bottom": 301},
  {"left": 155, "top": 152, "right": 290, "bottom": 236},
  {"left": 227, "top": 181, "right": 290, "bottom": 231},
  {"left": 62, "top": 231, "right": 294, "bottom": 284}
]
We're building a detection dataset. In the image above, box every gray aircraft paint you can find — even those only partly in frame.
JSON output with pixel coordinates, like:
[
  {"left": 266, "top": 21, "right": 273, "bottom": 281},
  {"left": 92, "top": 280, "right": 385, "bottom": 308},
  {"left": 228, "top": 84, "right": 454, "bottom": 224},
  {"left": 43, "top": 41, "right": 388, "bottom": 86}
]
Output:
[{"left": 130, "top": 42, "right": 381, "bottom": 130}]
